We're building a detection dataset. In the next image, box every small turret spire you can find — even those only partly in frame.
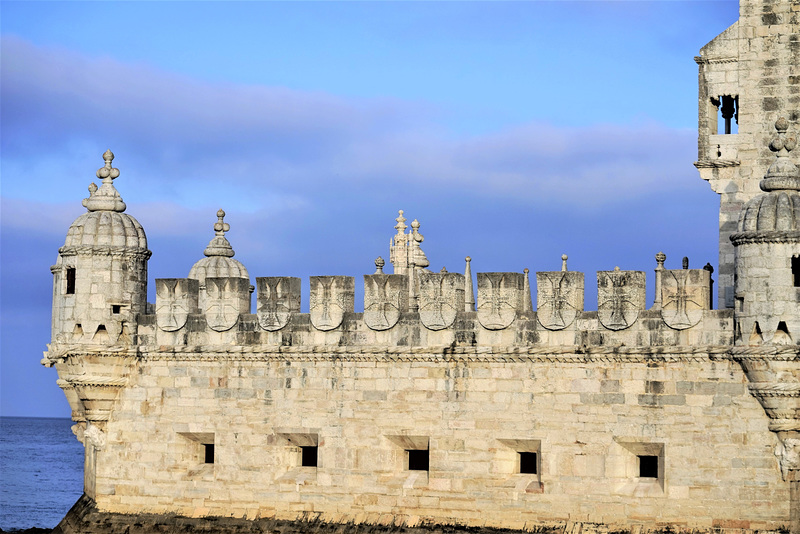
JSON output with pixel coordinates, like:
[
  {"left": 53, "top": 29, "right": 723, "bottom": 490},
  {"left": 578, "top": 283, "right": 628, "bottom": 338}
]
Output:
[{"left": 82, "top": 150, "right": 126, "bottom": 212}]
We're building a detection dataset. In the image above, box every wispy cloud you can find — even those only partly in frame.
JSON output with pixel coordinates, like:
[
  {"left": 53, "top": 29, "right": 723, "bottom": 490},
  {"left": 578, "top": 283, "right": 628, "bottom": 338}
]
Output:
[{"left": 2, "top": 35, "right": 697, "bottom": 214}]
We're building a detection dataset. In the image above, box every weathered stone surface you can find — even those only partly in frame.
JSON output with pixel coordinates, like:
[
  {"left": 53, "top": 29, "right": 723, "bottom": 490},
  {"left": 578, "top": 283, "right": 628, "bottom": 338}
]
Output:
[
  {"left": 597, "top": 269, "right": 646, "bottom": 331},
  {"left": 418, "top": 273, "right": 465, "bottom": 330},
  {"left": 205, "top": 277, "right": 250, "bottom": 332},
  {"left": 309, "top": 276, "right": 354, "bottom": 331},
  {"left": 660, "top": 269, "right": 710, "bottom": 330},
  {"left": 364, "top": 274, "right": 408, "bottom": 331},
  {"left": 476, "top": 273, "right": 523, "bottom": 330},
  {"left": 257, "top": 277, "right": 301, "bottom": 332},
  {"left": 156, "top": 278, "right": 199, "bottom": 332},
  {"left": 536, "top": 271, "right": 584, "bottom": 330}
]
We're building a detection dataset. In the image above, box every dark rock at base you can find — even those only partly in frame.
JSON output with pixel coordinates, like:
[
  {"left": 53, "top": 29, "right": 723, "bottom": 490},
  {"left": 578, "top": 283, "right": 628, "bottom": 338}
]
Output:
[{"left": 52, "top": 495, "right": 542, "bottom": 534}]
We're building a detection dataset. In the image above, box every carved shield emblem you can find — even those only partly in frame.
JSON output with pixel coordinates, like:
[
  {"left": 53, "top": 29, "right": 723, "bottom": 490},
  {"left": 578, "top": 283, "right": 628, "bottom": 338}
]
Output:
[
  {"left": 597, "top": 269, "right": 645, "bottom": 331},
  {"left": 310, "top": 276, "right": 355, "bottom": 331},
  {"left": 661, "top": 269, "right": 709, "bottom": 330},
  {"left": 156, "top": 278, "right": 198, "bottom": 332},
  {"left": 418, "top": 273, "right": 465, "bottom": 331},
  {"left": 205, "top": 278, "right": 246, "bottom": 332},
  {"left": 364, "top": 274, "right": 408, "bottom": 331},
  {"left": 476, "top": 272, "right": 523, "bottom": 330},
  {"left": 257, "top": 277, "right": 301, "bottom": 331},
  {"left": 536, "top": 271, "right": 584, "bottom": 330}
]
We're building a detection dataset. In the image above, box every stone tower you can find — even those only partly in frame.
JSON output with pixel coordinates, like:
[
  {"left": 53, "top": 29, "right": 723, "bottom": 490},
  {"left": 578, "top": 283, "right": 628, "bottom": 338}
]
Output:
[
  {"left": 695, "top": 0, "right": 800, "bottom": 308},
  {"left": 50, "top": 150, "right": 150, "bottom": 347},
  {"left": 731, "top": 118, "right": 800, "bottom": 531}
]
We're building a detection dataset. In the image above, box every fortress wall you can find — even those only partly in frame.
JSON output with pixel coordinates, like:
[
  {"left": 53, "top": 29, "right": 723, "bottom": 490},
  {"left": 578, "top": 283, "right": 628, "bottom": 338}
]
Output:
[{"left": 93, "top": 350, "right": 789, "bottom": 530}]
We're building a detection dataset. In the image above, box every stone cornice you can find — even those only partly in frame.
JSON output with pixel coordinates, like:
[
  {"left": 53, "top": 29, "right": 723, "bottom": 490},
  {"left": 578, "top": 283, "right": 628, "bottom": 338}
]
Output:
[
  {"left": 730, "top": 230, "right": 800, "bottom": 245},
  {"left": 694, "top": 56, "right": 738, "bottom": 65},
  {"left": 694, "top": 159, "right": 741, "bottom": 169},
  {"left": 58, "top": 245, "right": 152, "bottom": 259}
]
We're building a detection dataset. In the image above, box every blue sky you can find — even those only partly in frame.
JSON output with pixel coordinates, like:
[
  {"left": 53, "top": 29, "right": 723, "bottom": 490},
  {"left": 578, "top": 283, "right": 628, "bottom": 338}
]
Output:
[{"left": 1, "top": 1, "right": 738, "bottom": 417}]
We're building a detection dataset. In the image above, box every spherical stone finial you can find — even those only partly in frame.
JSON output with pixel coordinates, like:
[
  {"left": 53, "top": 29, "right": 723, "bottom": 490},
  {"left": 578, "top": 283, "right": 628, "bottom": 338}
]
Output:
[
  {"left": 374, "top": 256, "right": 385, "bottom": 274},
  {"left": 561, "top": 254, "right": 568, "bottom": 272},
  {"left": 465, "top": 256, "right": 472, "bottom": 263},
  {"left": 523, "top": 268, "right": 529, "bottom": 274},
  {"left": 655, "top": 251, "right": 666, "bottom": 265},
  {"left": 96, "top": 150, "right": 120, "bottom": 183}
]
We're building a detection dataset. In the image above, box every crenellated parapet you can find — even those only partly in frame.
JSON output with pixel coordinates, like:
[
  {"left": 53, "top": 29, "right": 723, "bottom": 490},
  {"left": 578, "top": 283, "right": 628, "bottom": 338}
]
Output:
[{"left": 137, "top": 242, "right": 728, "bottom": 349}]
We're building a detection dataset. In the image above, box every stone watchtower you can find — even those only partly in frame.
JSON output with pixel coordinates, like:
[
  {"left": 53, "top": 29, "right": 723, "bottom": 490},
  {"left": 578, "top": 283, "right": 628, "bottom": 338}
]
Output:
[
  {"left": 51, "top": 150, "right": 150, "bottom": 347},
  {"left": 695, "top": 0, "right": 800, "bottom": 308},
  {"left": 46, "top": 151, "right": 150, "bottom": 497}
]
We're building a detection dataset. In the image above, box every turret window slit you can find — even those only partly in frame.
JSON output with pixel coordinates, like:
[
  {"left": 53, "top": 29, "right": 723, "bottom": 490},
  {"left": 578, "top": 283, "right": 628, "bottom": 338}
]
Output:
[{"left": 66, "top": 268, "right": 76, "bottom": 294}]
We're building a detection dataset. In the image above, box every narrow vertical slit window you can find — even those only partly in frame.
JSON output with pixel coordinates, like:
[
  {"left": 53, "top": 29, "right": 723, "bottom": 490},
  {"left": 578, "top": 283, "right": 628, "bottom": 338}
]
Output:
[
  {"left": 301, "top": 445, "right": 318, "bottom": 467},
  {"left": 204, "top": 443, "right": 215, "bottom": 464},
  {"left": 792, "top": 256, "right": 800, "bottom": 287},
  {"left": 717, "top": 95, "right": 738, "bottom": 134},
  {"left": 66, "top": 267, "right": 76, "bottom": 295}
]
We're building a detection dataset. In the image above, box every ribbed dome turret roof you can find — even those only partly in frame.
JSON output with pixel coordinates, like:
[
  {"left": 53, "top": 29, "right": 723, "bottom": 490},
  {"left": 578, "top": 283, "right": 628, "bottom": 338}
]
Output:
[
  {"left": 737, "top": 118, "right": 800, "bottom": 234},
  {"left": 188, "top": 209, "right": 249, "bottom": 285},
  {"left": 61, "top": 150, "right": 149, "bottom": 253}
]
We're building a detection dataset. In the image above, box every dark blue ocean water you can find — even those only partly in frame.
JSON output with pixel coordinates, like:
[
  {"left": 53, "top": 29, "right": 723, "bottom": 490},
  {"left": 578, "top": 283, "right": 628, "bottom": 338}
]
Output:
[{"left": 0, "top": 417, "right": 84, "bottom": 530}]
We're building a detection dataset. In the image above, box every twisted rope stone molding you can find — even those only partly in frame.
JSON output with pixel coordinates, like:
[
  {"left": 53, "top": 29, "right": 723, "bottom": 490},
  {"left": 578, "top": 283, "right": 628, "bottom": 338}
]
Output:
[
  {"left": 749, "top": 383, "right": 800, "bottom": 398},
  {"left": 44, "top": 343, "right": 800, "bottom": 363},
  {"left": 694, "top": 159, "right": 741, "bottom": 169},
  {"left": 693, "top": 56, "right": 738, "bottom": 65},
  {"left": 57, "top": 245, "right": 152, "bottom": 258},
  {"left": 730, "top": 230, "right": 800, "bottom": 245}
]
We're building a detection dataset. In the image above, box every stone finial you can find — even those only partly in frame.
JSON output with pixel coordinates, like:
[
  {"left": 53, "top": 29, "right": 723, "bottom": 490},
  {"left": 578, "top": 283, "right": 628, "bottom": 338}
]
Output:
[
  {"left": 214, "top": 209, "right": 231, "bottom": 236},
  {"left": 395, "top": 210, "right": 407, "bottom": 235},
  {"left": 464, "top": 256, "right": 475, "bottom": 312},
  {"left": 653, "top": 252, "right": 667, "bottom": 310},
  {"left": 375, "top": 257, "right": 385, "bottom": 274},
  {"left": 411, "top": 219, "right": 424, "bottom": 243},
  {"left": 408, "top": 219, "right": 429, "bottom": 269},
  {"left": 82, "top": 150, "right": 127, "bottom": 213},
  {"left": 440, "top": 266, "right": 448, "bottom": 273},
  {"left": 682, "top": 257, "right": 689, "bottom": 269},
  {"left": 203, "top": 209, "right": 235, "bottom": 258},
  {"left": 561, "top": 254, "right": 568, "bottom": 272},
  {"left": 761, "top": 117, "right": 800, "bottom": 192},
  {"left": 522, "top": 268, "right": 533, "bottom": 312}
]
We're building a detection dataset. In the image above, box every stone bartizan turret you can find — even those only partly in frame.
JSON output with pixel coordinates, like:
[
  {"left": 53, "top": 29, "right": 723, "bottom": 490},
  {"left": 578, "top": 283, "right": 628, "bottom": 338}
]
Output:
[{"left": 44, "top": 150, "right": 150, "bottom": 499}]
